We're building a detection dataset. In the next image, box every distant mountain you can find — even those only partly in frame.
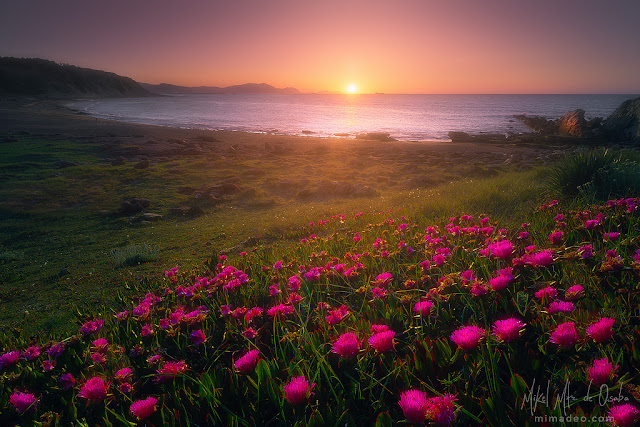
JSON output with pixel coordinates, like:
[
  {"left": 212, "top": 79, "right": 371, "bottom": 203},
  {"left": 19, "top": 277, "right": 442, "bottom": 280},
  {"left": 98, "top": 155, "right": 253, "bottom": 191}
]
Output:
[
  {"left": 141, "top": 82, "right": 301, "bottom": 95},
  {"left": 0, "top": 57, "right": 152, "bottom": 98}
]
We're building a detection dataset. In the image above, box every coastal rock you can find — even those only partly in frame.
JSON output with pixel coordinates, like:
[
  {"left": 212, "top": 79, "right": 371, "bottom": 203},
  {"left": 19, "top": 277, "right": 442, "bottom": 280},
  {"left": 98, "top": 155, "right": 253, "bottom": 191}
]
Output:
[
  {"left": 602, "top": 96, "right": 640, "bottom": 143},
  {"left": 120, "top": 198, "right": 151, "bottom": 214},
  {"left": 513, "top": 114, "right": 558, "bottom": 135},
  {"left": 355, "top": 132, "right": 396, "bottom": 141},
  {"left": 140, "top": 212, "right": 162, "bottom": 221},
  {"left": 557, "top": 109, "right": 588, "bottom": 137}
]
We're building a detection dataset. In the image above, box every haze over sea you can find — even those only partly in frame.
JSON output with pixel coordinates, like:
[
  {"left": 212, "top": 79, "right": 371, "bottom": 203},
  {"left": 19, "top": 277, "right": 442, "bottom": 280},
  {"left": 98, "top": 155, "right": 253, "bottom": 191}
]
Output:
[{"left": 68, "top": 94, "right": 636, "bottom": 141}]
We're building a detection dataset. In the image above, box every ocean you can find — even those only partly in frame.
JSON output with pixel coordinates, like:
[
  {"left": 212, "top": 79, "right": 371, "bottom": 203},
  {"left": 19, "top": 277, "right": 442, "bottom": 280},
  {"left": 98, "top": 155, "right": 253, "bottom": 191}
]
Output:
[{"left": 66, "top": 94, "right": 636, "bottom": 141}]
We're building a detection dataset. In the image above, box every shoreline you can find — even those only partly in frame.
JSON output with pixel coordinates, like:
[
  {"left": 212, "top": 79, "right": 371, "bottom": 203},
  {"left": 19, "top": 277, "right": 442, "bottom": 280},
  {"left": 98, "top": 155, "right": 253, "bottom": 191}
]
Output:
[{"left": 0, "top": 97, "right": 563, "bottom": 167}]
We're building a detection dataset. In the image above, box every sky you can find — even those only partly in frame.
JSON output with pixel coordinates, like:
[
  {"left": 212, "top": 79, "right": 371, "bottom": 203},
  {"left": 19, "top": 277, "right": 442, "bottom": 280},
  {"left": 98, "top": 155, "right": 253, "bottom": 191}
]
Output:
[{"left": 1, "top": 0, "right": 639, "bottom": 94}]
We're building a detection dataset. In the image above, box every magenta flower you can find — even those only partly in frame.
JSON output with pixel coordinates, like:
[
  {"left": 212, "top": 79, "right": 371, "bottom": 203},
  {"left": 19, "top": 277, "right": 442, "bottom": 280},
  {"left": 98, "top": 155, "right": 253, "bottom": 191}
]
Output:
[
  {"left": 428, "top": 393, "right": 458, "bottom": 426},
  {"left": 115, "top": 367, "right": 133, "bottom": 383},
  {"left": 10, "top": 392, "right": 39, "bottom": 414},
  {"left": 130, "top": 396, "right": 158, "bottom": 420},
  {"left": 398, "top": 389, "right": 429, "bottom": 424},
  {"left": 47, "top": 343, "right": 65, "bottom": 358},
  {"left": 578, "top": 244, "right": 595, "bottom": 259},
  {"left": 368, "top": 330, "right": 396, "bottom": 353},
  {"left": 489, "top": 274, "right": 512, "bottom": 291},
  {"left": 565, "top": 285, "right": 584, "bottom": 300},
  {"left": 548, "top": 230, "right": 564, "bottom": 245},
  {"left": 374, "top": 272, "right": 393, "bottom": 287},
  {"left": 23, "top": 346, "right": 41, "bottom": 361},
  {"left": 325, "top": 305, "right": 350, "bottom": 325},
  {"left": 190, "top": 329, "right": 206, "bottom": 346},
  {"left": 288, "top": 275, "right": 302, "bottom": 291},
  {"left": 91, "top": 352, "right": 107, "bottom": 365},
  {"left": 549, "top": 322, "right": 579, "bottom": 348},
  {"left": 470, "top": 282, "right": 488, "bottom": 296},
  {"left": 492, "top": 318, "right": 526, "bottom": 343},
  {"left": 586, "top": 317, "right": 615, "bottom": 343},
  {"left": 587, "top": 358, "right": 617, "bottom": 386},
  {"left": 450, "top": 325, "right": 485, "bottom": 351},
  {"left": 526, "top": 250, "right": 554, "bottom": 267},
  {"left": 234, "top": 349, "right": 260, "bottom": 373},
  {"left": 78, "top": 376, "right": 109, "bottom": 404},
  {"left": 331, "top": 333, "right": 360, "bottom": 360},
  {"left": 154, "top": 360, "right": 188, "bottom": 383},
  {"left": 370, "top": 324, "right": 390, "bottom": 334},
  {"left": 413, "top": 300, "right": 434, "bottom": 316},
  {"left": 79, "top": 319, "right": 105, "bottom": 336},
  {"left": 92, "top": 338, "right": 109, "bottom": 352},
  {"left": 535, "top": 286, "right": 557, "bottom": 302},
  {"left": 119, "top": 382, "right": 133, "bottom": 393},
  {"left": 243, "top": 327, "right": 257, "bottom": 339},
  {"left": 59, "top": 373, "right": 76, "bottom": 390},
  {"left": 0, "top": 350, "right": 20, "bottom": 369},
  {"left": 608, "top": 404, "right": 640, "bottom": 427},
  {"left": 547, "top": 301, "right": 575, "bottom": 314},
  {"left": 41, "top": 360, "right": 54, "bottom": 372},
  {"left": 283, "top": 376, "right": 315, "bottom": 405},
  {"left": 603, "top": 232, "right": 621, "bottom": 242},
  {"left": 371, "top": 286, "right": 388, "bottom": 298}
]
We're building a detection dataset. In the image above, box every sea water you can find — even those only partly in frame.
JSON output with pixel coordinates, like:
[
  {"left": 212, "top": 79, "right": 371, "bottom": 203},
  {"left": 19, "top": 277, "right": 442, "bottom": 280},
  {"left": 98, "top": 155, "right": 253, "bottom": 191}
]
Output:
[{"left": 66, "top": 94, "right": 636, "bottom": 141}]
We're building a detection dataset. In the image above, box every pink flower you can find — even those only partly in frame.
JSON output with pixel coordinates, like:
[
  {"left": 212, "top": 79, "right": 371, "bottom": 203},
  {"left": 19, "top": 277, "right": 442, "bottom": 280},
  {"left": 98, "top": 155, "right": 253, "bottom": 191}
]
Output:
[
  {"left": 325, "top": 305, "right": 350, "bottom": 325},
  {"left": 267, "top": 303, "right": 295, "bottom": 318},
  {"left": 190, "top": 329, "right": 206, "bottom": 346},
  {"left": 91, "top": 352, "right": 107, "bottom": 365},
  {"left": 10, "top": 392, "right": 39, "bottom": 414},
  {"left": 578, "top": 244, "right": 595, "bottom": 259},
  {"left": 59, "top": 373, "right": 76, "bottom": 390},
  {"left": 368, "top": 330, "right": 396, "bottom": 353},
  {"left": 130, "top": 396, "right": 157, "bottom": 420},
  {"left": 234, "top": 349, "right": 260, "bottom": 373},
  {"left": 23, "top": 346, "right": 41, "bottom": 361},
  {"left": 608, "top": 404, "right": 640, "bottom": 427},
  {"left": 535, "top": 286, "right": 557, "bottom": 302},
  {"left": 428, "top": 393, "right": 458, "bottom": 426},
  {"left": 470, "top": 282, "right": 488, "bottom": 296},
  {"left": 398, "top": 389, "right": 429, "bottom": 424},
  {"left": 492, "top": 318, "right": 526, "bottom": 343},
  {"left": 370, "top": 324, "right": 390, "bottom": 334},
  {"left": 549, "top": 322, "right": 579, "bottom": 348},
  {"left": 548, "top": 230, "right": 564, "bottom": 245},
  {"left": 268, "top": 283, "right": 281, "bottom": 296},
  {"left": 374, "top": 272, "right": 393, "bottom": 287},
  {"left": 41, "top": 360, "right": 54, "bottom": 372},
  {"left": 141, "top": 325, "right": 154, "bottom": 337},
  {"left": 0, "top": 350, "right": 20, "bottom": 369},
  {"left": 565, "top": 285, "right": 584, "bottom": 300},
  {"left": 331, "top": 333, "right": 360, "bottom": 360},
  {"left": 371, "top": 287, "right": 388, "bottom": 298},
  {"left": 288, "top": 275, "right": 302, "bottom": 291},
  {"left": 243, "top": 327, "right": 257, "bottom": 339},
  {"left": 450, "top": 326, "right": 485, "bottom": 351},
  {"left": 481, "top": 240, "right": 514, "bottom": 259},
  {"left": 489, "top": 274, "right": 512, "bottom": 291},
  {"left": 587, "top": 358, "right": 617, "bottom": 386},
  {"left": 92, "top": 338, "right": 109, "bottom": 352},
  {"left": 283, "top": 376, "right": 315, "bottom": 405},
  {"left": 78, "top": 376, "right": 109, "bottom": 404},
  {"left": 547, "top": 301, "right": 575, "bottom": 314},
  {"left": 115, "top": 367, "right": 133, "bottom": 383},
  {"left": 413, "top": 300, "right": 434, "bottom": 316},
  {"left": 155, "top": 360, "right": 188, "bottom": 383},
  {"left": 586, "top": 317, "right": 615, "bottom": 343},
  {"left": 604, "top": 232, "right": 621, "bottom": 242}
]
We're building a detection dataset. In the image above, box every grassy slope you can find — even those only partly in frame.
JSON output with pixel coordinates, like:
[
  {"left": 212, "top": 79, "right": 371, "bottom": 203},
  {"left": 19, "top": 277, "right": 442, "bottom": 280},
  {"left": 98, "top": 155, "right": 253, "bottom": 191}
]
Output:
[{"left": 0, "top": 134, "right": 548, "bottom": 335}]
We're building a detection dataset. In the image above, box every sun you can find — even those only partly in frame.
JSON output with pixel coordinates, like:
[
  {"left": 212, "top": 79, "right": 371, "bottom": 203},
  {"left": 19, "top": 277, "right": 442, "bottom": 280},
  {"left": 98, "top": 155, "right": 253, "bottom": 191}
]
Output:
[{"left": 346, "top": 83, "right": 358, "bottom": 94}]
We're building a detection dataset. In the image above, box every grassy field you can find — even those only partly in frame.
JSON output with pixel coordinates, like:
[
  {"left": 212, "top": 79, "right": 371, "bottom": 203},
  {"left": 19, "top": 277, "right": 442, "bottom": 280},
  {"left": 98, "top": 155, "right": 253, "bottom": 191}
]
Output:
[{"left": 0, "top": 133, "right": 550, "bottom": 335}]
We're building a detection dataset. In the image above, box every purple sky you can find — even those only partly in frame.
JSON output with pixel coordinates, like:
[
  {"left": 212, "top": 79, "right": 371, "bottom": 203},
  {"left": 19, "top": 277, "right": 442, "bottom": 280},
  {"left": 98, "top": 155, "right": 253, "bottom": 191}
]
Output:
[{"left": 1, "top": 0, "right": 639, "bottom": 93}]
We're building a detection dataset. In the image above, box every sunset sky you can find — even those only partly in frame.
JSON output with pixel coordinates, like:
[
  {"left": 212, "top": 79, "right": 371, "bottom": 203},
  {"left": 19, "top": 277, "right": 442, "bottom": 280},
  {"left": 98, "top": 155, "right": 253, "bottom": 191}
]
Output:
[{"left": 1, "top": 0, "right": 639, "bottom": 94}]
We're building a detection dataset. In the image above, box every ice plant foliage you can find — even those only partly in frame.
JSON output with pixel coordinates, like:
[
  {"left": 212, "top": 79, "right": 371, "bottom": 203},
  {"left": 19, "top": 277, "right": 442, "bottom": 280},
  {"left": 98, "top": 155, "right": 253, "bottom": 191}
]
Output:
[{"left": 2, "top": 197, "right": 640, "bottom": 424}]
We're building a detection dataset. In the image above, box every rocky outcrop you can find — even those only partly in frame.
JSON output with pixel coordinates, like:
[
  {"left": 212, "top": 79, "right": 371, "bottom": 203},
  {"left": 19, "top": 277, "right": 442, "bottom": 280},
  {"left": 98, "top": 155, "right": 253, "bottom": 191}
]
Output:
[
  {"left": 557, "top": 109, "right": 587, "bottom": 137},
  {"left": 602, "top": 97, "right": 640, "bottom": 143}
]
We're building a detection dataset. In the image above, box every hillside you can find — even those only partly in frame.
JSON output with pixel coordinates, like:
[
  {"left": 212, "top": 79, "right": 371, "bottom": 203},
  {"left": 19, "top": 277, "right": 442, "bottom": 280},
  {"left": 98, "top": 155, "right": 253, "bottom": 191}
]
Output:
[
  {"left": 141, "top": 82, "right": 301, "bottom": 95},
  {"left": 0, "top": 57, "right": 152, "bottom": 98}
]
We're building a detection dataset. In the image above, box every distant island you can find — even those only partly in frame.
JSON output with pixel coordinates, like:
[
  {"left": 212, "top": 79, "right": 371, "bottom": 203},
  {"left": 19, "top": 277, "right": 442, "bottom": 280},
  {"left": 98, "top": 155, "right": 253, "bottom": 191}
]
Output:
[
  {"left": 141, "top": 82, "right": 301, "bottom": 95},
  {"left": 0, "top": 57, "right": 152, "bottom": 98}
]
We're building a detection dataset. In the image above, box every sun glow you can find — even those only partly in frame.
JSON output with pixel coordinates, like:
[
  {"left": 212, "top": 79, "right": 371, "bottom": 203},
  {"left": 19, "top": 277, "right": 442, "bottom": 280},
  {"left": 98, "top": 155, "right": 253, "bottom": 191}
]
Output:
[{"left": 346, "top": 83, "right": 358, "bottom": 94}]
